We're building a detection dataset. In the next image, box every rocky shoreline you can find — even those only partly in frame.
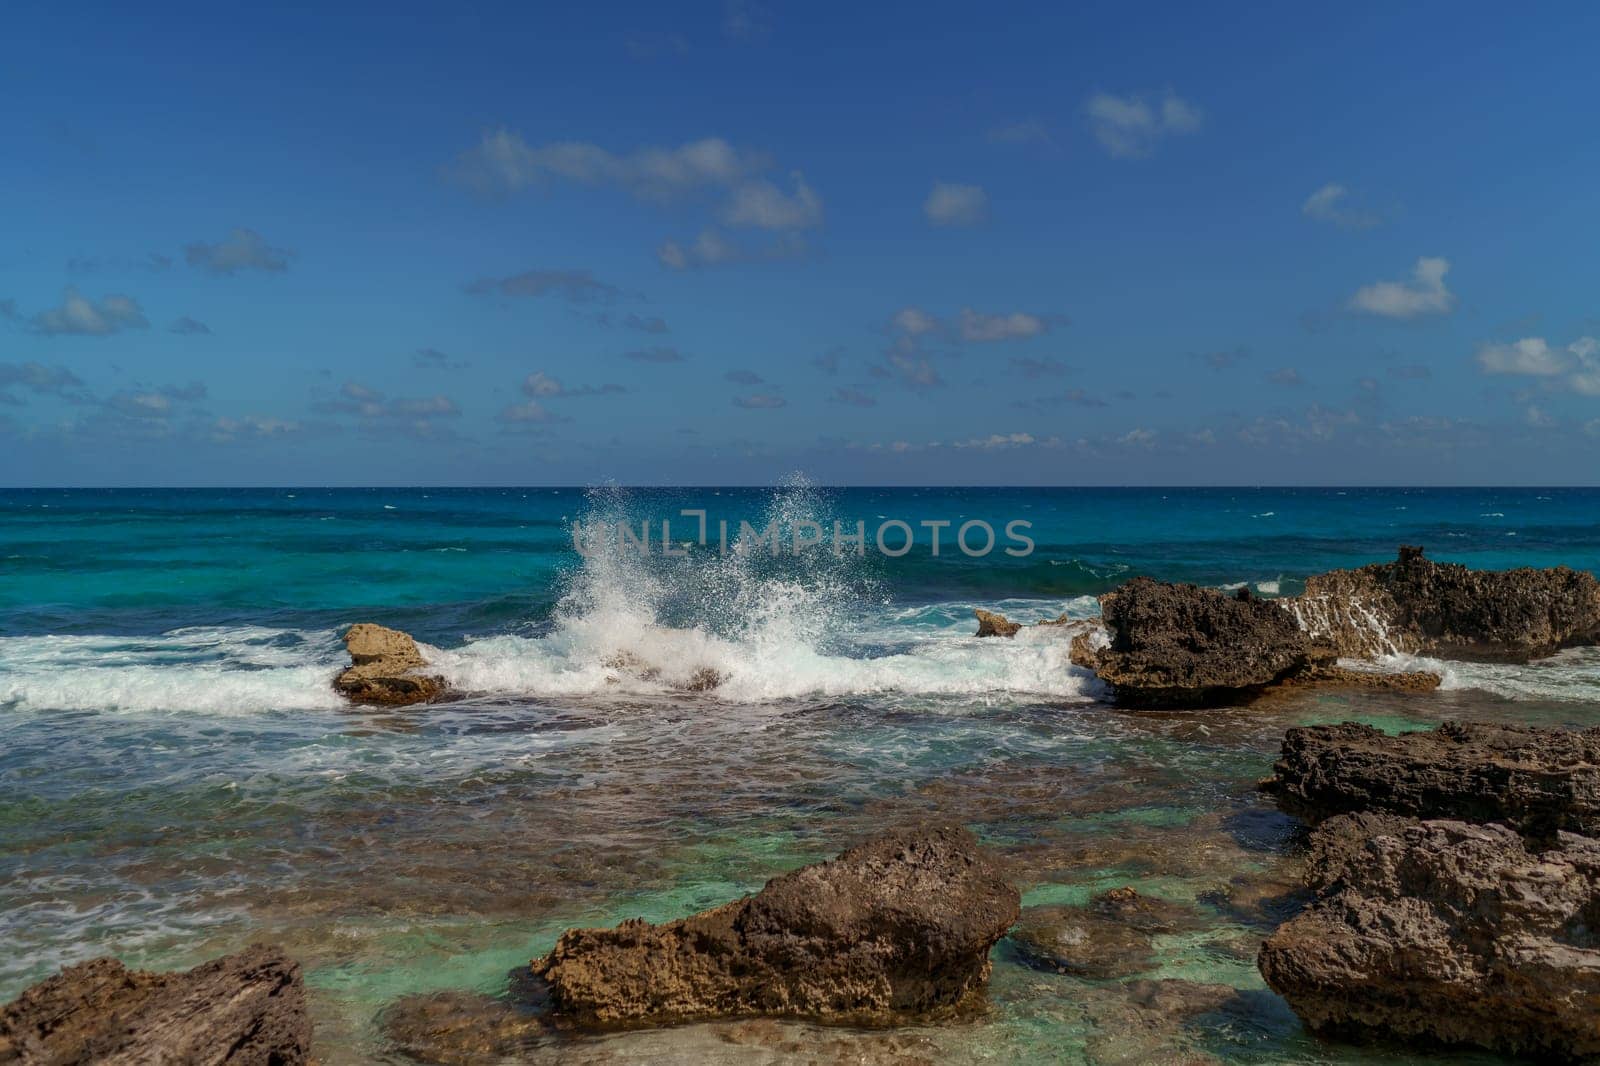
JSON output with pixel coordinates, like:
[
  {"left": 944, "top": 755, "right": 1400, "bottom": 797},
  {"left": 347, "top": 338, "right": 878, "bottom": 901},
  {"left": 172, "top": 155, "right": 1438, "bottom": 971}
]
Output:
[
  {"left": 979, "top": 545, "right": 1600, "bottom": 708},
  {"left": 8, "top": 545, "right": 1600, "bottom": 1061},
  {"left": 1257, "top": 721, "right": 1600, "bottom": 1058}
]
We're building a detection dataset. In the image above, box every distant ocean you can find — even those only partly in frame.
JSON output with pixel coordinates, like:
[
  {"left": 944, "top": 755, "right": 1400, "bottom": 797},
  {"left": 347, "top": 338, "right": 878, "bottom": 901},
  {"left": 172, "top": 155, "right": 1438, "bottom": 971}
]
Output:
[{"left": 4, "top": 485, "right": 1599, "bottom": 1063}]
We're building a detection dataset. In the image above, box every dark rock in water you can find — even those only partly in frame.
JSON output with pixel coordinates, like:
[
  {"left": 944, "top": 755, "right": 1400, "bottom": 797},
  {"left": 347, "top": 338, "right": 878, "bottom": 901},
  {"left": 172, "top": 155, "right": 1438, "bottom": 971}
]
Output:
[
  {"left": 974, "top": 608, "right": 1022, "bottom": 638},
  {"left": 334, "top": 622, "right": 446, "bottom": 706},
  {"left": 1010, "top": 887, "right": 1200, "bottom": 978},
  {"left": 1261, "top": 720, "right": 1600, "bottom": 838},
  {"left": 1271, "top": 663, "right": 1442, "bottom": 694},
  {"left": 382, "top": 989, "right": 549, "bottom": 1066},
  {"left": 1077, "top": 577, "right": 1336, "bottom": 707},
  {"left": 0, "top": 943, "right": 310, "bottom": 1065},
  {"left": 1298, "top": 544, "right": 1600, "bottom": 662},
  {"left": 1258, "top": 814, "right": 1600, "bottom": 1059},
  {"left": 531, "top": 824, "right": 1019, "bottom": 1027}
]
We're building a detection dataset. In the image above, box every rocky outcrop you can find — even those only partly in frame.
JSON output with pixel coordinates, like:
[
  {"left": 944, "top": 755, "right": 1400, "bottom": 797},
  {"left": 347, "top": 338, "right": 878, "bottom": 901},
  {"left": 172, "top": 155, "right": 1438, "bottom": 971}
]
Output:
[
  {"left": 1259, "top": 814, "right": 1600, "bottom": 1059},
  {"left": 1261, "top": 720, "right": 1600, "bottom": 838},
  {"left": 334, "top": 622, "right": 446, "bottom": 706},
  {"left": 973, "top": 608, "right": 1022, "bottom": 638},
  {"left": 1071, "top": 578, "right": 1337, "bottom": 707},
  {"left": 1295, "top": 544, "right": 1600, "bottom": 662},
  {"left": 531, "top": 824, "right": 1019, "bottom": 1027},
  {"left": 0, "top": 944, "right": 310, "bottom": 1065}
]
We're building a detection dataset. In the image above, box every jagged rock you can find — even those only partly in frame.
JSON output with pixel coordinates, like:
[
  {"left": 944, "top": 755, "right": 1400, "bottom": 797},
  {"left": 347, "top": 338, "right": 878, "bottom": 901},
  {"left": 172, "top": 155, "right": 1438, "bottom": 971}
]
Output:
[
  {"left": 974, "top": 608, "right": 1021, "bottom": 638},
  {"left": 1275, "top": 663, "right": 1441, "bottom": 693},
  {"left": 0, "top": 944, "right": 310, "bottom": 1065},
  {"left": 1294, "top": 545, "right": 1600, "bottom": 662},
  {"left": 1258, "top": 814, "right": 1600, "bottom": 1059},
  {"left": 1261, "top": 720, "right": 1600, "bottom": 838},
  {"left": 1078, "top": 578, "right": 1336, "bottom": 707},
  {"left": 531, "top": 824, "right": 1019, "bottom": 1027},
  {"left": 678, "top": 667, "right": 722, "bottom": 692},
  {"left": 334, "top": 622, "right": 445, "bottom": 706},
  {"left": 1010, "top": 887, "right": 1200, "bottom": 978}
]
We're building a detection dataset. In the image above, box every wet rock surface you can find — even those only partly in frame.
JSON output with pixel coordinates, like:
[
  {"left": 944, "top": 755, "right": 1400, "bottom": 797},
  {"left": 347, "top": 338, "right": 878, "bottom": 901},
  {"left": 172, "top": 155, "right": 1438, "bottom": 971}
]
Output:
[
  {"left": 334, "top": 622, "right": 446, "bottom": 706},
  {"left": 973, "top": 608, "right": 1022, "bottom": 638},
  {"left": 1010, "top": 887, "right": 1201, "bottom": 978},
  {"left": 1262, "top": 719, "right": 1600, "bottom": 838},
  {"left": 1298, "top": 544, "right": 1600, "bottom": 662},
  {"left": 1074, "top": 578, "right": 1336, "bottom": 707},
  {"left": 531, "top": 824, "right": 1019, "bottom": 1027},
  {"left": 382, "top": 984, "right": 550, "bottom": 1066},
  {"left": 0, "top": 944, "right": 310, "bottom": 1065},
  {"left": 1259, "top": 814, "right": 1600, "bottom": 1060}
]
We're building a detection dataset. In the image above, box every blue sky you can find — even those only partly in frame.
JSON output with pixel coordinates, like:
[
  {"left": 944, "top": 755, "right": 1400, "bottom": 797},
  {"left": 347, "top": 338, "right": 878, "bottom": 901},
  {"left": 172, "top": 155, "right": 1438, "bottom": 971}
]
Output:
[{"left": 4, "top": 0, "right": 1599, "bottom": 485}]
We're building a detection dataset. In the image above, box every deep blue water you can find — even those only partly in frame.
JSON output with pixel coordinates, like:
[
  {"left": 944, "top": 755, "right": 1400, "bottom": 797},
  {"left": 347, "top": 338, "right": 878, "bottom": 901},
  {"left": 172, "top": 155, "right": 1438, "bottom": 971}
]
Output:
[{"left": 4, "top": 486, "right": 1595, "bottom": 641}]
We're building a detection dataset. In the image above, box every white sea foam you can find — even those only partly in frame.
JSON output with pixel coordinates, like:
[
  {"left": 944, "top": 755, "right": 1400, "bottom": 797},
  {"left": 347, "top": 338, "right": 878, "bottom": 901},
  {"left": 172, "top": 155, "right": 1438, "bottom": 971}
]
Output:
[
  {"left": 435, "top": 484, "right": 1099, "bottom": 703},
  {"left": 0, "top": 627, "right": 348, "bottom": 713},
  {"left": 0, "top": 486, "right": 1101, "bottom": 712}
]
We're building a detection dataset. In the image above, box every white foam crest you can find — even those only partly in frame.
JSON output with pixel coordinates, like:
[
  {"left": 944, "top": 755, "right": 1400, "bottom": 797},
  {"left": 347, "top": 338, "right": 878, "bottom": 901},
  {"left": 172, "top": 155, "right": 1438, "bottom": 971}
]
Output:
[
  {"left": 433, "top": 620, "right": 1099, "bottom": 702},
  {"left": 1283, "top": 594, "right": 1401, "bottom": 657},
  {"left": 1428, "top": 647, "right": 1600, "bottom": 703},
  {"left": 433, "top": 481, "right": 1099, "bottom": 702},
  {"left": 0, "top": 627, "right": 347, "bottom": 713}
]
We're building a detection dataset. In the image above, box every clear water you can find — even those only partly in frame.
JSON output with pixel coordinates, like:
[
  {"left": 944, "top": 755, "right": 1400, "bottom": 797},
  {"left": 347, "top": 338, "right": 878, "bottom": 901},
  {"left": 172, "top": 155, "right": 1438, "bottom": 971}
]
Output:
[{"left": 2, "top": 485, "right": 1597, "bottom": 1063}]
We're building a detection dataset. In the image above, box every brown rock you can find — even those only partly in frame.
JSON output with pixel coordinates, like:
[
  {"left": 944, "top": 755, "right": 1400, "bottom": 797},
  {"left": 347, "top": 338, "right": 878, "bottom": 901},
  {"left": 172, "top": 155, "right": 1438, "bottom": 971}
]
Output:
[
  {"left": 1261, "top": 720, "right": 1600, "bottom": 838},
  {"left": 381, "top": 989, "right": 548, "bottom": 1066},
  {"left": 531, "top": 824, "right": 1019, "bottom": 1028},
  {"left": 334, "top": 623, "right": 446, "bottom": 706},
  {"left": 1259, "top": 814, "right": 1600, "bottom": 1059},
  {"left": 0, "top": 944, "right": 310, "bottom": 1065},
  {"left": 1084, "top": 578, "right": 1336, "bottom": 707},
  {"left": 1294, "top": 544, "right": 1600, "bottom": 662},
  {"left": 973, "top": 609, "right": 1022, "bottom": 638}
]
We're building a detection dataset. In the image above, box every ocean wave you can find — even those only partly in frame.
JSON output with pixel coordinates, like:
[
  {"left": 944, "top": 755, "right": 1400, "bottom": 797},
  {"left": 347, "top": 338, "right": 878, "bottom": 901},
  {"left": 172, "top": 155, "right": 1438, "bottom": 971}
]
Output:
[{"left": 0, "top": 627, "right": 349, "bottom": 714}]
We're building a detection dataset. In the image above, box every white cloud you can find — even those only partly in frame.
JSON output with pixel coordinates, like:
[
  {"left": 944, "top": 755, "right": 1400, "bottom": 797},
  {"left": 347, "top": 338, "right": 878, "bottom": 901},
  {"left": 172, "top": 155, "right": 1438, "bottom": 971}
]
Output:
[
  {"left": 1349, "top": 257, "right": 1454, "bottom": 318},
  {"left": 1085, "top": 90, "right": 1204, "bottom": 158},
  {"left": 29, "top": 288, "right": 148, "bottom": 336},
  {"left": 211, "top": 415, "right": 301, "bottom": 442},
  {"left": 720, "top": 171, "right": 822, "bottom": 229},
  {"left": 953, "top": 432, "right": 1037, "bottom": 450},
  {"left": 497, "top": 401, "right": 553, "bottom": 423},
  {"left": 185, "top": 229, "right": 293, "bottom": 275},
  {"left": 657, "top": 229, "right": 805, "bottom": 270},
  {"left": 958, "top": 308, "right": 1049, "bottom": 342},
  {"left": 454, "top": 131, "right": 766, "bottom": 200},
  {"left": 1477, "top": 335, "right": 1600, "bottom": 395},
  {"left": 1302, "top": 183, "right": 1379, "bottom": 229},
  {"left": 1477, "top": 337, "right": 1568, "bottom": 376},
  {"left": 465, "top": 268, "right": 622, "bottom": 303},
  {"left": 923, "top": 182, "right": 988, "bottom": 227},
  {"left": 892, "top": 307, "right": 940, "bottom": 337},
  {"left": 523, "top": 371, "right": 563, "bottom": 397}
]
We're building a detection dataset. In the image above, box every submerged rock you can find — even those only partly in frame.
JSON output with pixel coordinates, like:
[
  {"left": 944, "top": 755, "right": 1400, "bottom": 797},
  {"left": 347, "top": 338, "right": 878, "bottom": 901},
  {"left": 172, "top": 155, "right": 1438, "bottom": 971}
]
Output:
[
  {"left": 1259, "top": 814, "right": 1600, "bottom": 1059},
  {"left": 334, "top": 622, "right": 446, "bottom": 706},
  {"left": 383, "top": 988, "right": 548, "bottom": 1066},
  {"left": 974, "top": 608, "right": 1022, "bottom": 638},
  {"left": 1010, "top": 887, "right": 1200, "bottom": 978},
  {"left": 1295, "top": 544, "right": 1600, "bottom": 662},
  {"left": 0, "top": 944, "right": 310, "bottom": 1065},
  {"left": 1261, "top": 720, "right": 1600, "bottom": 838},
  {"left": 1075, "top": 578, "right": 1336, "bottom": 707},
  {"left": 531, "top": 824, "right": 1019, "bottom": 1027}
]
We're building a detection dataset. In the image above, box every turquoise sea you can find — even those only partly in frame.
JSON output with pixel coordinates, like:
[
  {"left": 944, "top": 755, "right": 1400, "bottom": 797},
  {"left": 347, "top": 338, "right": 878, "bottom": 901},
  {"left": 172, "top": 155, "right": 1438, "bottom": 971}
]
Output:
[{"left": 3, "top": 485, "right": 1599, "bottom": 1063}]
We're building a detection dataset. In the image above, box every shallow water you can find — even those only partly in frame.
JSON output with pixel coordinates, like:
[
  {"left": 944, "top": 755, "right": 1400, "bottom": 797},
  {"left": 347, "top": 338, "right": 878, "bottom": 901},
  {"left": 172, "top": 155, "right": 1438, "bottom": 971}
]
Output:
[{"left": 3, "top": 486, "right": 1598, "bottom": 1063}]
